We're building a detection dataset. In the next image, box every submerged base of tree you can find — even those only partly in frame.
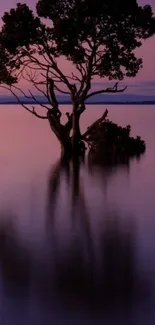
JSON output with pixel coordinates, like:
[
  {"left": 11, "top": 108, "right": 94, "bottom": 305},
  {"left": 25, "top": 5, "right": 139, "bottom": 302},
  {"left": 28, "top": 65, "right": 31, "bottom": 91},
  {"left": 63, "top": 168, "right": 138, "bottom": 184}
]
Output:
[{"left": 86, "top": 111, "right": 146, "bottom": 165}]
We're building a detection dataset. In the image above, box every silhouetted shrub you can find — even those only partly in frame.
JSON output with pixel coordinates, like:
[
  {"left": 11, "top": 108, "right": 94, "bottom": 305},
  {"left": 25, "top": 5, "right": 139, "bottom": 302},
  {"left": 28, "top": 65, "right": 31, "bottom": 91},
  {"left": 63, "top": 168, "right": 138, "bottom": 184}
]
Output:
[{"left": 88, "top": 115, "right": 146, "bottom": 164}]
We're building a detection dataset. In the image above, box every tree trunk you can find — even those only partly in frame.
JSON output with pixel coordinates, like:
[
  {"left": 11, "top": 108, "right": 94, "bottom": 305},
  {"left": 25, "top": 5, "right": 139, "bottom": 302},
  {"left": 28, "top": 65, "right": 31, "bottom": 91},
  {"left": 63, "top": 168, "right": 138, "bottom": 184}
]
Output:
[
  {"left": 47, "top": 107, "right": 85, "bottom": 160},
  {"left": 60, "top": 139, "right": 72, "bottom": 160},
  {"left": 72, "top": 103, "right": 81, "bottom": 155}
]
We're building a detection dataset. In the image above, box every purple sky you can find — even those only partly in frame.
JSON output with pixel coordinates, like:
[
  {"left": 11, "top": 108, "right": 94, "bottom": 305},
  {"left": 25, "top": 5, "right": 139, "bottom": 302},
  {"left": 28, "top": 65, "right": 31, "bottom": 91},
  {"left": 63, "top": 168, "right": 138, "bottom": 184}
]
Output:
[{"left": 0, "top": 0, "right": 154, "bottom": 99}]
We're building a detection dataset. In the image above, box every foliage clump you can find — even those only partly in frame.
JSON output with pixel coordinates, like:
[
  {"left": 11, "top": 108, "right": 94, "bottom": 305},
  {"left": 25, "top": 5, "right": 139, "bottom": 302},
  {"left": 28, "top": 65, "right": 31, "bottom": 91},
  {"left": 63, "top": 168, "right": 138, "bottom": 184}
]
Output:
[{"left": 87, "top": 110, "right": 146, "bottom": 164}]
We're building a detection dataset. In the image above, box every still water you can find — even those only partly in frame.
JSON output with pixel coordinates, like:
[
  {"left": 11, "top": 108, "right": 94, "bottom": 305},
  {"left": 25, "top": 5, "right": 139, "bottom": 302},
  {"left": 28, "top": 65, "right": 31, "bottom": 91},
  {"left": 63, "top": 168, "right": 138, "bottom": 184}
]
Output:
[{"left": 0, "top": 105, "right": 155, "bottom": 324}]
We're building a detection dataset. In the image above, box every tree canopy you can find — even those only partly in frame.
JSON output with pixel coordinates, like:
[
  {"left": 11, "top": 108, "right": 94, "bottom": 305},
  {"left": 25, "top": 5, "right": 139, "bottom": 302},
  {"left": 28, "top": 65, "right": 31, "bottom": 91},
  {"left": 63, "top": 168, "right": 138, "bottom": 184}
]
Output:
[{"left": 0, "top": 0, "right": 154, "bottom": 103}]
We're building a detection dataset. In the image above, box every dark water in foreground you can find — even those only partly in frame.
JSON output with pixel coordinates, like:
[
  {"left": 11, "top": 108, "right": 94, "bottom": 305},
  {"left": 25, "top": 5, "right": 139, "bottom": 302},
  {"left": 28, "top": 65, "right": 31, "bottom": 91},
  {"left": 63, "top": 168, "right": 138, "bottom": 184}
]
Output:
[{"left": 0, "top": 105, "right": 155, "bottom": 324}]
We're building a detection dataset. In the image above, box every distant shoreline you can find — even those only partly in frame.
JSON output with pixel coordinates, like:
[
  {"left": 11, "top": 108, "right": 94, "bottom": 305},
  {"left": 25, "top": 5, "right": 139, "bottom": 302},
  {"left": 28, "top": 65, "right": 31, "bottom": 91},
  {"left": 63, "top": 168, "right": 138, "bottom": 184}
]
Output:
[{"left": 0, "top": 101, "right": 155, "bottom": 105}]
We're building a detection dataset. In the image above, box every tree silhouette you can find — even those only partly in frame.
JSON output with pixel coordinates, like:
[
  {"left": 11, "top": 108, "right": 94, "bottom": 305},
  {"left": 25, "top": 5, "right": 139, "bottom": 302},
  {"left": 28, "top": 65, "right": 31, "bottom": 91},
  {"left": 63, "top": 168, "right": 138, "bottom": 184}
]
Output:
[{"left": 0, "top": 0, "right": 154, "bottom": 157}]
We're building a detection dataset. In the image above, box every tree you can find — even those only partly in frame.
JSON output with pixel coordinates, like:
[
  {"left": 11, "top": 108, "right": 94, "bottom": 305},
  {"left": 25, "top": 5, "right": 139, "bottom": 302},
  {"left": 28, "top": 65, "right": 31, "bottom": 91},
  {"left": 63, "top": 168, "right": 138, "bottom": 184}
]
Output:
[{"left": 0, "top": 0, "right": 154, "bottom": 158}]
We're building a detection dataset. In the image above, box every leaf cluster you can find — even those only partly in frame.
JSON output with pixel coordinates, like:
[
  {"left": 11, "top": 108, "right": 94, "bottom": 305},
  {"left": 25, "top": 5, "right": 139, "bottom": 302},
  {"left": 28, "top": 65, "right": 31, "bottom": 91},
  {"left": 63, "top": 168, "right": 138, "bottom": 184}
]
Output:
[{"left": 0, "top": 0, "right": 154, "bottom": 87}]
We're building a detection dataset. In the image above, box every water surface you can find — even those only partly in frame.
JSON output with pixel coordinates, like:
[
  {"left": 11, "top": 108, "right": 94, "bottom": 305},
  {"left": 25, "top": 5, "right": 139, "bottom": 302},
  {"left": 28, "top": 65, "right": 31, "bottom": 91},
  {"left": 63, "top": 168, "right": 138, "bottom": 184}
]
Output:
[{"left": 0, "top": 105, "right": 155, "bottom": 324}]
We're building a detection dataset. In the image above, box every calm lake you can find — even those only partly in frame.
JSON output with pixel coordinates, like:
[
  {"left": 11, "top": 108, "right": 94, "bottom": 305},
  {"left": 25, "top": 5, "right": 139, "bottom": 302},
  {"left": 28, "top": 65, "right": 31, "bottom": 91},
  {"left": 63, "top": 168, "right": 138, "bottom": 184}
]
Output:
[{"left": 0, "top": 104, "right": 155, "bottom": 324}]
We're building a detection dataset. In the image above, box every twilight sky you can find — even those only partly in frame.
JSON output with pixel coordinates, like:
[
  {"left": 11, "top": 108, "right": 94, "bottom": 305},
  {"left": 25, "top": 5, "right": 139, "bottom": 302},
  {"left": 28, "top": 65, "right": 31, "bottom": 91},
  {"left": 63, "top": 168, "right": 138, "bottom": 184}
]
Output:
[{"left": 0, "top": 0, "right": 154, "bottom": 100}]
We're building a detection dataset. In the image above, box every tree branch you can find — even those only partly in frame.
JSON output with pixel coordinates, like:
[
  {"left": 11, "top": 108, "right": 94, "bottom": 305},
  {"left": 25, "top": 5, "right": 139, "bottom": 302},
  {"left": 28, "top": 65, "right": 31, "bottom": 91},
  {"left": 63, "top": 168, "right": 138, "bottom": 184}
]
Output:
[
  {"left": 71, "top": 72, "right": 81, "bottom": 83},
  {"left": 41, "top": 71, "right": 62, "bottom": 83},
  {"left": 82, "top": 109, "right": 108, "bottom": 139},
  {"left": 0, "top": 85, "right": 48, "bottom": 119},
  {"left": 79, "top": 44, "right": 97, "bottom": 101},
  {"left": 54, "top": 84, "right": 70, "bottom": 95},
  {"left": 40, "top": 41, "right": 74, "bottom": 93},
  {"left": 64, "top": 112, "right": 73, "bottom": 135},
  {"left": 86, "top": 83, "right": 127, "bottom": 100},
  {"left": 33, "top": 83, "right": 50, "bottom": 101},
  {"left": 76, "top": 64, "right": 86, "bottom": 78},
  {"left": 23, "top": 69, "right": 52, "bottom": 107},
  {"left": 77, "top": 103, "right": 86, "bottom": 115},
  {"left": 48, "top": 78, "right": 58, "bottom": 107},
  {"left": 28, "top": 89, "right": 50, "bottom": 110}
]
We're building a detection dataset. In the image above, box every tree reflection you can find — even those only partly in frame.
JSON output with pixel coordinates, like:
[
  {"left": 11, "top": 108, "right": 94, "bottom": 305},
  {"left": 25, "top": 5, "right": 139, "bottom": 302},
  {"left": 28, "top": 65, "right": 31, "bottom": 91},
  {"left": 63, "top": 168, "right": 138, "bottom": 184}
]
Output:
[
  {"left": 0, "top": 157, "right": 151, "bottom": 317},
  {"left": 46, "top": 158, "right": 149, "bottom": 314},
  {"left": 0, "top": 216, "right": 32, "bottom": 295}
]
